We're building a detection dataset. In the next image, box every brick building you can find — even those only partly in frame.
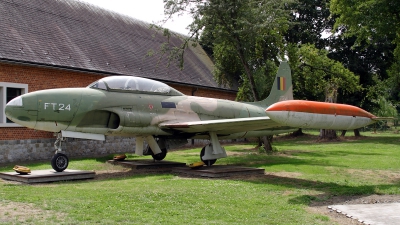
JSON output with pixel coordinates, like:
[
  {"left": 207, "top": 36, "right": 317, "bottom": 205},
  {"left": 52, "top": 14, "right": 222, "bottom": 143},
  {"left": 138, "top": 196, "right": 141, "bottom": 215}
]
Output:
[{"left": 0, "top": 0, "right": 237, "bottom": 163}]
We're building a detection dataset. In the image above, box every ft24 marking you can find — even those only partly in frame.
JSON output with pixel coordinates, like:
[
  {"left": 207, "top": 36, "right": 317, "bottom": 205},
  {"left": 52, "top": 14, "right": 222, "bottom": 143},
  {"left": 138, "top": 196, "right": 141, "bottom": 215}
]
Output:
[{"left": 44, "top": 103, "right": 71, "bottom": 111}]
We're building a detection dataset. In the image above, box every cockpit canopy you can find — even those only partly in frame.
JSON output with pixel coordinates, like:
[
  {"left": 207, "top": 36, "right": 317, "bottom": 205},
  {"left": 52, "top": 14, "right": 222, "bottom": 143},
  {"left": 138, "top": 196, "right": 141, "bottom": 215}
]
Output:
[{"left": 87, "top": 76, "right": 183, "bottom": 96}]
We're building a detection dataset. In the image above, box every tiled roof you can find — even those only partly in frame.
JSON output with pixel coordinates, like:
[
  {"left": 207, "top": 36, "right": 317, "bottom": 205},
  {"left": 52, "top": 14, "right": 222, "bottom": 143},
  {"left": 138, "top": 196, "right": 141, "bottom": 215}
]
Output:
[{"left": 0, "top": 0, "right": 234, "bottom": 90}]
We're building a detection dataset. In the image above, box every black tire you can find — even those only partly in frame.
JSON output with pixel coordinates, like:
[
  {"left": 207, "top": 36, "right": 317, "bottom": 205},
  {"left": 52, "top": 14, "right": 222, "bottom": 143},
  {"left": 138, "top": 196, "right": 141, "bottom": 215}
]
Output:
[
  {"left": 200, "top": 147, "right": 216, "bottom": 166},
  {"left": 51, "top": 153, "right": 69, "bottom": 172},
  {"left": 151, "top": 148, "right": 167, "bottom": 161}
]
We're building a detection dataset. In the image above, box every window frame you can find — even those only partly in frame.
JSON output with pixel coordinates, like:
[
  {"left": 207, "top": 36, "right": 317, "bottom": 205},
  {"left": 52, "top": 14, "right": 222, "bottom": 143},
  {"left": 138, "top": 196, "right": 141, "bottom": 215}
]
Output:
[{"left": 0, "top": 82, "right": 28, "bottom": 127}]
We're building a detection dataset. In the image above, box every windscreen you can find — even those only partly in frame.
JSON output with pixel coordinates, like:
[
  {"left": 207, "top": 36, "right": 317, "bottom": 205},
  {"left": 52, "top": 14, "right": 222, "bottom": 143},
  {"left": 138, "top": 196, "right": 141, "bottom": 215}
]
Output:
[{"left": 88, "top": 76, "right": 171, "bottom": 94}]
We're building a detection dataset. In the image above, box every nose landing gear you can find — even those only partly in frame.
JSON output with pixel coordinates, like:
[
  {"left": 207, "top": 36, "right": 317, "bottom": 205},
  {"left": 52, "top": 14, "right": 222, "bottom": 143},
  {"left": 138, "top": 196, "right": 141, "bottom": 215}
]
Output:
[{"left": 52, "top": 133, "right": 69, "bottom": 172}]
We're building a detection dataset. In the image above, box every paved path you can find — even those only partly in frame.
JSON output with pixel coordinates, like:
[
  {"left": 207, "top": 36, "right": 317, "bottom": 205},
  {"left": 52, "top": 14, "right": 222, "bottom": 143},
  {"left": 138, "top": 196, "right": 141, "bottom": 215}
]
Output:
[{"left": 329, "top": 203, "right": 400, "bottom": 225}]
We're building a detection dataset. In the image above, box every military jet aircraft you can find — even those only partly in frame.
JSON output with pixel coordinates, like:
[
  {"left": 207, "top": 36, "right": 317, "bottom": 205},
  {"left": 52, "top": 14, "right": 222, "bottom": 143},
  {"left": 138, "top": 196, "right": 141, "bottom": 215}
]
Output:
[{"left": 5, "top": 62, "right": 381, "bottom": 172}]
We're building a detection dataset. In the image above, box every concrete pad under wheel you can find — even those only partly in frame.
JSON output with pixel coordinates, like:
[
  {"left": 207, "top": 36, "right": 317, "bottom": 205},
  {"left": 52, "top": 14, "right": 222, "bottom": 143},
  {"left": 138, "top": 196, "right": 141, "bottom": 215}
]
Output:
[
  {"left": 107, "top": 159, "right": 186, "bottom": 169},
  {"left": 173, "top": 165, "right": 265, "bottom": 178},
  {"left": 0, "top": 169, "right": 95, "bottom": 184},
  {"left": 329, "top": 203, "right": 400, "bottom": 225}
]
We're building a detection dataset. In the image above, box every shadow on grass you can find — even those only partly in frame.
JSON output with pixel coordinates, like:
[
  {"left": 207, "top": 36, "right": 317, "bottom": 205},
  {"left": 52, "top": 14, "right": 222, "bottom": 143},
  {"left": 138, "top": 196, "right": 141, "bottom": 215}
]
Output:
[
  {"left": 215, "top": 136, "right": 400, "bottom": 206},
  {"left": 95, "top": 155, "right": 115, "bottom": 163},
  {"left": 281, "top": 150, "right": 383, "bottom": 158},
  {"left": 222, "top": 154, "right": 344, "bottom": 168},
  {"left": 276, "top": 134, "right": 400, "bottom": 146},
  {"left": 254, "top": 174, "right": 400, "bottom": 206}
]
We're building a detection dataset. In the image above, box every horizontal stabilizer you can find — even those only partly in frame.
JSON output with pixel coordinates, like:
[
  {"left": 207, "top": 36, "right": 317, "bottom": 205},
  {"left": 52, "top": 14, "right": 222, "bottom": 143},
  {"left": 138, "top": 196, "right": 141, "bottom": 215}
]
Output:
[{"left": 372, "top": 117, "right": 395, "bottom": 121}]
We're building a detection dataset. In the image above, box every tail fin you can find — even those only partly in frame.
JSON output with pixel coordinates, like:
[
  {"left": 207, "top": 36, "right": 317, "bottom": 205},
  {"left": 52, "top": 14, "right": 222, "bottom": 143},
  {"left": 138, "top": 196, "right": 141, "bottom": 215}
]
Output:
[{"left": 249, "top": 61, "right": 293, "bottom": 108}]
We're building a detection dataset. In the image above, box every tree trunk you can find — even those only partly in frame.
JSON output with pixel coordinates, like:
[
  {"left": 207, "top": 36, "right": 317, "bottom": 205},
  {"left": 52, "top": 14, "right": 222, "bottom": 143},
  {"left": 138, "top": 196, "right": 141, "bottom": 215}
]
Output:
[
  {"left": 262, "top": 135, "right": 273, "bottom": 152},
  {"left": 291, "top": 128, "right": 304, "bottom": 137},
  {"left": 320, "top": 86, "right": 338, "bottom": 140},
  {"left": 354, "top": 129, "right": 360, "bottom": 137},
  {"left": 233, "top": 36, "right": 260, "bottom": 101},
  {"left": 234, "top": 37, "right": 272, "bottom": 151},
  {"left": 320, "top": 129, "right": 337, "bottom": 140},
  {"left": 257, "top": 137, "right": 262, "bottom": 147},
  {"left": 341, "top": 130, "right": 347, "bottom": 137}
]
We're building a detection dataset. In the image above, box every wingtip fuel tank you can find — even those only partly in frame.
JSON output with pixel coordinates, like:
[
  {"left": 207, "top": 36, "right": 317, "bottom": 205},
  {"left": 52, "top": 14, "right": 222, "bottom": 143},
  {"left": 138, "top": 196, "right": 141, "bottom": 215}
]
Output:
[{"left": 265, "top": 100, "right": 376, "bottom": 130}]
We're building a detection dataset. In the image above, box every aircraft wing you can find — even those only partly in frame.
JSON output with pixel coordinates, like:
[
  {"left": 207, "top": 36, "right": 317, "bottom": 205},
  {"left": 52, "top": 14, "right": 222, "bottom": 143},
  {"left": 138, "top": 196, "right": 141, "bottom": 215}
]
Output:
[{"left": 159, "top": 116, "right": 285, "bottom": 134}]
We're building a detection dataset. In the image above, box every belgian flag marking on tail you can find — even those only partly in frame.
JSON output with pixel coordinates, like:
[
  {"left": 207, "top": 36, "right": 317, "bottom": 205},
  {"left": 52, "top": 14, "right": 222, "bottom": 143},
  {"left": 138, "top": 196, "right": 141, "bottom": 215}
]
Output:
[{"left": 277, "top": 77, "right": 285, "bottom": 90}]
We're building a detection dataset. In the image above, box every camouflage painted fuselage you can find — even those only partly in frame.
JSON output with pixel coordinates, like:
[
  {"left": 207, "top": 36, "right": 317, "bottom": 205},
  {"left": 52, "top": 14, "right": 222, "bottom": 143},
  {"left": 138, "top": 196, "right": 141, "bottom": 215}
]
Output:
[
  {"left": 5, "top": 62, "right": 296, "bottom": 140},
  {"left": 6, "top": 86, "right": 294, "bottom": 139}
]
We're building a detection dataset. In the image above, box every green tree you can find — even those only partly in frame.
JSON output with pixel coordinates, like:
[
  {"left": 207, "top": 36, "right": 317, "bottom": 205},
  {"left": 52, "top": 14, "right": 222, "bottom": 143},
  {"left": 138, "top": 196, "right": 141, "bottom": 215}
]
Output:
[
  {"left": 284, "top": 0, "right": 396, "bottom": 137},
  {"left": 288, "top": 44, "right": 360, "bottom": 101},
  {"left": 163, "top": 0, "right": 293, "bottom": 151},
  {"left": 330, "top": 0, "right": 399, "bottom": 47},
  {"left": 327, "top": 30, "right": 395, "bottom": 112},
  {"left": 285, "top": 0, "right": 333, "bottom": 49},
  {"left": 284, "top": 0, "right": 334, "bottom": 105},
  {"left": 164, "top": 0, "right": 292, "bottom": 101},
  {"left": 330, "top": 0, "right": 400, "bottom": 103}
]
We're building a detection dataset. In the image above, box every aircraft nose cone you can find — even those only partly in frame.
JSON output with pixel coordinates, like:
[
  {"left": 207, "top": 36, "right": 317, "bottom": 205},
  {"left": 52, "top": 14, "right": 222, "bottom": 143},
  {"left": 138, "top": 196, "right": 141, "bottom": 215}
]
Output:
[
  {"left": 5, "top": 96, "right": 37, "bottom": 128},
  {"left": 5, "top": 96, "right": 22, "bottom": 121}
]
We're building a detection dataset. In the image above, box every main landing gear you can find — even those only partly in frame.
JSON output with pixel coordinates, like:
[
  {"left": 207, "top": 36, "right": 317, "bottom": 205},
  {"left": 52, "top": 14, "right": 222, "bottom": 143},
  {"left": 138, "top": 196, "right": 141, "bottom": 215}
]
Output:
[
  {"left": 150, "top": 147, "right": 167, "bottom": 161},
  {"left": 138, "top": 133, "right": 228, "bottom": 166},
  {"left": 52, "top": 133, "right": 69, "bottom": 172},
  {"left": 200, "top": 146, "right": 216, "bottom": 166},
  {"left": 199, "top": 132, "right": 227, "bottom": 166},
  {"left": 136, "top": 136, "right": 168, "bottom": 161}
]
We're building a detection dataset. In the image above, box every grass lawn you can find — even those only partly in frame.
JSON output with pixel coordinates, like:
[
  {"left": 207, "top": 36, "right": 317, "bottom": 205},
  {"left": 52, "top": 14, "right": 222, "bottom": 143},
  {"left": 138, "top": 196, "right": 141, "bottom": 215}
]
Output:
[{"left": 0, "top": 131, "right": 399, "bottom": 224}]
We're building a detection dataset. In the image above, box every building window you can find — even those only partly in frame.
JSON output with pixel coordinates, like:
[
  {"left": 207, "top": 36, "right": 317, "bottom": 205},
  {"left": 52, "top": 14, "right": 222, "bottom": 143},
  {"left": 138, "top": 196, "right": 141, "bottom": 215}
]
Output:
[{"left": 0, "top": 82, "right": 28, "bottom": 127}]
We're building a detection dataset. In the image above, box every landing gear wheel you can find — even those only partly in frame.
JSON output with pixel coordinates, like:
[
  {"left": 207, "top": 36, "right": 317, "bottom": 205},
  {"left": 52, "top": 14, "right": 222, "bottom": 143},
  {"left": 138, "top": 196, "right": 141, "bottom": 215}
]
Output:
[
  {"left": 200, "top": 147, "right": 216, "bottom": 166},
  {"left": 51, "top": 153, "right": 69, "bottom": 172},
  {"left": 151, "top": 148, "right": 167, "bottom": 161}
]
